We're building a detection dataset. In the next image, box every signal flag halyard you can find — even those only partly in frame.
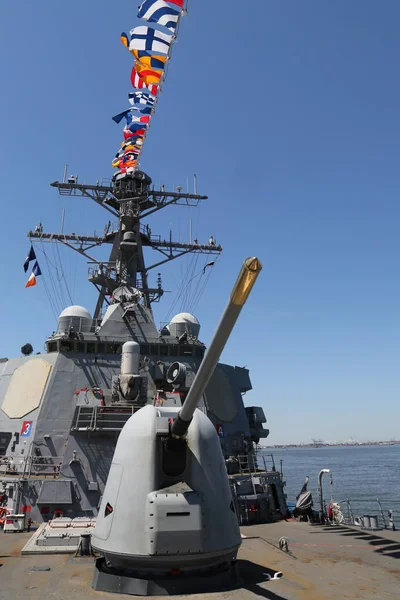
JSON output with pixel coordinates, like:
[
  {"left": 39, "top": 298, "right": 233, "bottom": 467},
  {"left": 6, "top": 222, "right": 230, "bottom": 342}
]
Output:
[
  {"left": 25, "top": 260, "right": 42, "bottom": 288},
  {"left": 113, "top": 0, "right": 185, "bottom": 170}
]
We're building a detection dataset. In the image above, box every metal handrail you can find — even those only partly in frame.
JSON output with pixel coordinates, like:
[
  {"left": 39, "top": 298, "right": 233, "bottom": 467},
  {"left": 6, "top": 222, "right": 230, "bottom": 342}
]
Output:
[
  {"left": 71, "top": 405, "right": 135, "bottom": 431},
  {"left": 0, "top": 454, "right": 64, "bottom": 478}
]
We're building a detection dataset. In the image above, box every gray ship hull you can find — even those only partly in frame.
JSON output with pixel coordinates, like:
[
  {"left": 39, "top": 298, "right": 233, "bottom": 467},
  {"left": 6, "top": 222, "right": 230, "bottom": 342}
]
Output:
[{"left": 0, "top": 349, "right": 284, "bottom": 526}]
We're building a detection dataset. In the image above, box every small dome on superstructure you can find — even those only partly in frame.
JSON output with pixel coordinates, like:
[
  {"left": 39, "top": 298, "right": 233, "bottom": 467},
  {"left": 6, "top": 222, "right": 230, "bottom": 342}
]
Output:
[
  {"left": 57, "top": 305, "right": 93, "bottom": 334},
  {"left": 170, "top": 312, "right": 200, "bottom": 326},
  {"left": 168, "top": 312, "right": 200, "bottom": 339},
  {"left": 58, "top": 306, "right": 92, "bottom": 320}
]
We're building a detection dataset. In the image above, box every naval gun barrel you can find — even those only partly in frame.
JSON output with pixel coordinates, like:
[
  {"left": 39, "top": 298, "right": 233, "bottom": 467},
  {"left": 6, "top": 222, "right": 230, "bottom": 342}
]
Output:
[{"left": 171, "top": 257, "right": 262, "bottom": 439}]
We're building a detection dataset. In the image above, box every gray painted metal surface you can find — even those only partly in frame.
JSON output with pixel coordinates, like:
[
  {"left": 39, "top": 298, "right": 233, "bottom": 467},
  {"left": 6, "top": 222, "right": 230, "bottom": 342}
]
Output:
[{"left": 0, "top": 170, "right": 287, "bottom": 534}]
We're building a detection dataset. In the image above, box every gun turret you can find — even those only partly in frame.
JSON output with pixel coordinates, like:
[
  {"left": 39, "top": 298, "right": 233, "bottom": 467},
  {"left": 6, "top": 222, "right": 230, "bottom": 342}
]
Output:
[
  {"left": 171, "top": 256, "right": 262, "bottom": 439},
  {"left": 91, "top": 256, "right": 262, "bottom": 594}
]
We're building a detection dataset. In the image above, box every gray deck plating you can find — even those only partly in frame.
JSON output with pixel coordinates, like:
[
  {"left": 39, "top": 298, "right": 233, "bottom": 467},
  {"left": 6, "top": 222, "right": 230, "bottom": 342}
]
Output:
[
  {"left": 2, "top": 521, "right": 400, "bottom": 599},
  {"left": 21, "top": 518, "right": 96, "bottom": 555},
  {"left": 92, "top": 557, "right": 240, "bottom": 596}
]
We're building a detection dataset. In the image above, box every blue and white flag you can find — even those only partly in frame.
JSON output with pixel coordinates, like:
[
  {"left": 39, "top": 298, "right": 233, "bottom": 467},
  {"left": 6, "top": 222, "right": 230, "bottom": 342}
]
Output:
[
  {"left": 126, "top": 121, "right": 148, "bottom": 132},
  {"left": 112, "top": 109, "right": 133, "bottom": 124},
  {"left": 128, "top": 91, "right": 156, "bottom": 106},
  {"left": 138, "top": 0, "right": 180, "bottom": 32},
  {"left": 137, "top": 105, "right": 153, "bottom": 115},
  {"left": 112, "top": 105, "right": 154, "bottom": 124},
  {"left": 23, "top": 245, "right": 36, "bottom": 273},
  {"left": 129, "top": 25, "right": 172, "bottom": 55}
]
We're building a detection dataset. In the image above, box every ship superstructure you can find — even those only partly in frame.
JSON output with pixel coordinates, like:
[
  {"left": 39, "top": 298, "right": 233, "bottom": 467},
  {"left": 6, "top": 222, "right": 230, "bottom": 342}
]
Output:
[
  {"left": 0, "top": 169, "right": 287, "bottom": 529},
  {"left": 0, "top": 0, "right": 288, "bottom": 534}
]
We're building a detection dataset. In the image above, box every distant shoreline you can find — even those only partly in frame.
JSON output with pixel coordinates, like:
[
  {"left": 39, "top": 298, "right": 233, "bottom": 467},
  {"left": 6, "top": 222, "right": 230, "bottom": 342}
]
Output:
[{"left": 260, "top": 441, "right": 400, "bottom": 449}]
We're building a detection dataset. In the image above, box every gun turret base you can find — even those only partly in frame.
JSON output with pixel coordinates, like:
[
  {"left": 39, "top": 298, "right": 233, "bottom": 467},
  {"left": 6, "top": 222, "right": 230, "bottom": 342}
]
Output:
[{"left": 92, "top": 557, "right": 240, "bottom": 596}]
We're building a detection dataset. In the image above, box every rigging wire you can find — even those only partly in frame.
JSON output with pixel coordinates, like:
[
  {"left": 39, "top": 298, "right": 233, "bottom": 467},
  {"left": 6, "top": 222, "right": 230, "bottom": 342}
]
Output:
[
  {"left": 180, "top": 252, "right": 199, "bottom": 312},
  {"left": 30, "top": 242, "right": 60, "bottom": 320},
  {"left": 41, "top": 274, "right": 58, "bottom": 322},
  {"left": 36, "top": 241, "right": 65, "bottom": 315},
  {"left": 55, "top": 242, "right": 74, "bottom": 305},
  {"left": 51, "top": 243, "right": 68, "bottom": 308},
  {"left": 190, "top": 263, "right": 215, "bottom": 314},
  {"left": 176, "top": 252, "right": 198, "bottom": 311},
  {"left": 71, "top": 253, "right": 78, "bottom": 303},
  {"left": 164, "top": 246, "right": 220, "bottom": 322},
  {"left": 164, "top": 251, "right": 197, "bottom": 322},
  {"left": 187, "top": 253, "right": 212, "bottom": 311},
  {"left": 163, "top": 253, "right": 218, "bottom": 321},
  {"left": 188, "top": 254, "right": 219, "bottom": 314}
]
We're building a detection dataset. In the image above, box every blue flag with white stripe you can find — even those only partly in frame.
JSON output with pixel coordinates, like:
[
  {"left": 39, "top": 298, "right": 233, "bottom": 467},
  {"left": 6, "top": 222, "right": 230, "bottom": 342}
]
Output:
[
  {"left": 138, "top": 0, "right": 180, "bottom": 32},
  {"left": 23, "top": 245, "right": 36, "bottom": 273},
  {"left": 129, "top": 25, "right": 172, "bottom": 55}
]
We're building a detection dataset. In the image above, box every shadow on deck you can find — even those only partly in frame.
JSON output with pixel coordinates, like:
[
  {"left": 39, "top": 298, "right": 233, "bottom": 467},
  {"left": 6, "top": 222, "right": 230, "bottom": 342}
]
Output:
[
  {"left": 237, "top": 560, "right": 290, "bottom": 600},
  {"left": 313, "top": 524, "right": 400, "bottom": 559}
]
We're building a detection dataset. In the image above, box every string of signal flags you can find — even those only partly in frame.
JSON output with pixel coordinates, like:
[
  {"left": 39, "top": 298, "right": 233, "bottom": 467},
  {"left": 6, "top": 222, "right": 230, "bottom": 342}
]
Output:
[
  {"left": 22, "top": 1, "right": 186, "bottom": 289},
  {"left": 112, "top": 0, "right": 186, "bottom": 174}
]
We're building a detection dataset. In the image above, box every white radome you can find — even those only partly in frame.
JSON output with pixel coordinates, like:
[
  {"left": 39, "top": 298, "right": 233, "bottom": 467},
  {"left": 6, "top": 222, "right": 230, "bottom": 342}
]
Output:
[
  {"left": 168, "top": 313, "right": 200, "bottom": 338},
  {"left": 170, "top": 312, "right": 200, "bottom": 326},
  {"left": 58, "top": 305, "right": 92, "bottom": 320}
]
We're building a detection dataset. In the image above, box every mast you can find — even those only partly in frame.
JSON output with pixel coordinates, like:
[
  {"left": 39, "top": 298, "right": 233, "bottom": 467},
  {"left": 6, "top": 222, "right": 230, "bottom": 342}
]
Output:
[{"left": 28, "top": 171, "right": 222, "bottom": 319}]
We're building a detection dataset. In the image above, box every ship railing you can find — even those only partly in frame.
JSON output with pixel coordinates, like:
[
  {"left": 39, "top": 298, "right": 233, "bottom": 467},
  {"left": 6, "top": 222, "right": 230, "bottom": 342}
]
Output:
[
  {"left": 234, "top": 453, "right": 279, "bottom": 476},
  {"left": 27, "top": 455, "right": 64, "bottom": 478},
  {"left": 53, "top": 316, "right": 103, "bottom": 336},
  {"left": 138, "top": 226, "right": 163, "bottom": 244},
  {"left": 336, "top": 497, "right": 400, "bottom": 529},
  {"left": 71, "top": 405, "right": 136, "bottom": 432},
  {"left": 98, "top": 177, "right": 113, "bottom": 188},
  {"left": 88, "top": 264, "right": 116, "bottom": 281},
  {"left": 0, "top": 455, "right": 27, "bottom": 476},
  {"left": 259, "top": 453, "right": 277, "bottom": 472},
  {"left": 255, "top": 450, "right": 282, "bottom": 475},
  {"left": 94, "top": 222, "right": 118, "bottom": 238},
  {"left": 0, "top": 454, "right": 64, "bottom": 478}
]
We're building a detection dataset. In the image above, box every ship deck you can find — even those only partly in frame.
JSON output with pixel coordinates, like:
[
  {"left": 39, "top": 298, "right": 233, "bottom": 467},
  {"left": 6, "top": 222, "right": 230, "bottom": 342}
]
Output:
[{"left": 0, "top": 520, "right": 399, "bottom": 599}]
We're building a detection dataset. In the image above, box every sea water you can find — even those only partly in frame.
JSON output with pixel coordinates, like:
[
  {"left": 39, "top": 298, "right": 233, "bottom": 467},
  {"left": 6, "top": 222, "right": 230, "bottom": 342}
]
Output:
[{"left": 260, "top": 444, "right": 400, "bottom": 527}]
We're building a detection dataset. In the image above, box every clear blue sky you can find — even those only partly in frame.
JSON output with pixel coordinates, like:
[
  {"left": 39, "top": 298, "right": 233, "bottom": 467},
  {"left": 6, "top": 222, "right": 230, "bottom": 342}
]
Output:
[{"left": 1, "top": 1, "right": 400, "bottom": 444}]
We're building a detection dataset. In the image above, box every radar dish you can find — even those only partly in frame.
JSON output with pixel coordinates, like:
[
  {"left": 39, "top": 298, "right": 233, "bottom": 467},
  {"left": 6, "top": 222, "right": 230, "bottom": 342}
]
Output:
[{"left": 113, "top": 286, "right": 142, "bottom": 304}]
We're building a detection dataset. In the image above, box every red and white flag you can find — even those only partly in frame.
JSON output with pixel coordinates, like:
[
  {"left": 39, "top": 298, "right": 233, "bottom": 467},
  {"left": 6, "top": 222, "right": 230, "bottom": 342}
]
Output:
[{"left": 131, "top": 67, "right": 159, "bottom": 96}]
